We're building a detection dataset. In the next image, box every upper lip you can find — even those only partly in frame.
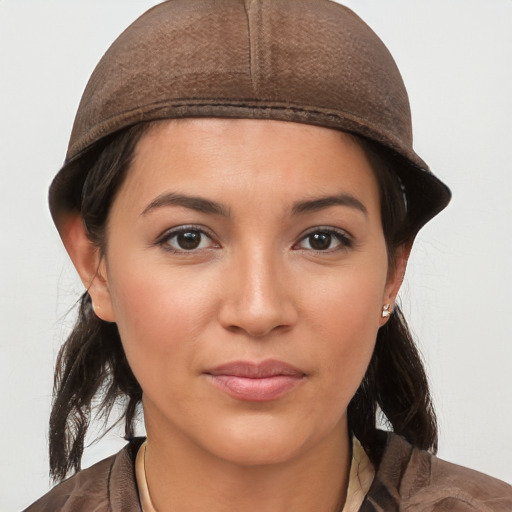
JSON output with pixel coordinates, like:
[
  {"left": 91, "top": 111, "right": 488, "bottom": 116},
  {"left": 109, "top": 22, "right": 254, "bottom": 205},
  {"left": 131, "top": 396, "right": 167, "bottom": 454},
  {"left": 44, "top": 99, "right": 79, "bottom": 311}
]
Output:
[{"left": 206, "top": 359, "right": 305, "bottom": 378}]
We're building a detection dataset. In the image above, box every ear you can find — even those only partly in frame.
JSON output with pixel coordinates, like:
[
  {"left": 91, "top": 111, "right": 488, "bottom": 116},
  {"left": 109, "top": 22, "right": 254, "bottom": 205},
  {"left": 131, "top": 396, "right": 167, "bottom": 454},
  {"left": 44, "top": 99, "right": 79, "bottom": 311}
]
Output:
[
  {"left": 60, "top": 214, "right": 115, "bottom": 322},
  {"left": 379, "top": 241, "right": 413, "bottom": 327}
]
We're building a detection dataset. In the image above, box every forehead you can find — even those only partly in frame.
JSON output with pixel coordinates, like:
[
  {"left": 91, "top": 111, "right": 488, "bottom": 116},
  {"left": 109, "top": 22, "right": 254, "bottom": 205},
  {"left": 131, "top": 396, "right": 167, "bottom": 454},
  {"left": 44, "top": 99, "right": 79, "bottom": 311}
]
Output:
[{"left": 116, "top": 118, "right": 381, "bottom": 216}]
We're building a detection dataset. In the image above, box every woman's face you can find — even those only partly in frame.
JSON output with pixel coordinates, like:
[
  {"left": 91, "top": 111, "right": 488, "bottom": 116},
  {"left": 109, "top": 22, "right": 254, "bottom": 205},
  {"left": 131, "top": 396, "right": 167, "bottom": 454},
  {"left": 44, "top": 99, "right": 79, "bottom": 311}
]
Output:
[{"left": 95, "top": 119, "right": 400, "bottom": 466}]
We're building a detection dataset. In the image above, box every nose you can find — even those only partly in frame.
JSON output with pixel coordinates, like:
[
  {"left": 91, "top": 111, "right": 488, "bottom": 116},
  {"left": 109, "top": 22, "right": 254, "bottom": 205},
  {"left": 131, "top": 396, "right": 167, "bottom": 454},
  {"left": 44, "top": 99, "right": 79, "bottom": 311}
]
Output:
[{"left": 218, "top": 249, "right": 298, "bottom": 338}]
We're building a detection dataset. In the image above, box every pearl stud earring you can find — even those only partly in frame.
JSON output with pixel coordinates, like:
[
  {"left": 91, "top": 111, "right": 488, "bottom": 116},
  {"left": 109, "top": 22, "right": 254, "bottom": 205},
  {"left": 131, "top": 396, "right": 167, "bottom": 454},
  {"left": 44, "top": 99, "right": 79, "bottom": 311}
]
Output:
[{"left": 382, "top": 304, "right": 392, "bottom": 318}]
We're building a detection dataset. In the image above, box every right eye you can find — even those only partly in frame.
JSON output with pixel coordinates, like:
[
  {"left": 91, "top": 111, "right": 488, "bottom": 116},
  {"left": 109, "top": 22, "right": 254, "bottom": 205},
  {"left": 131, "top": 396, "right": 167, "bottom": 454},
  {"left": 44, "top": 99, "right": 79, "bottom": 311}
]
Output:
[
  {"left": 158, "top": 227, "right": 218, "bottom": 252},
  {"left": 293, "top": 227, "right": 353, "bottom": 253}
]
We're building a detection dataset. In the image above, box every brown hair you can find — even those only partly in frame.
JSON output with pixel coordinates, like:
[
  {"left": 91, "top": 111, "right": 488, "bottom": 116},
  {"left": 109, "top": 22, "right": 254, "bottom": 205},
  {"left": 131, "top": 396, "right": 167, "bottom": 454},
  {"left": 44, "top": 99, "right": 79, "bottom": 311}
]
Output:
[{"left": 49, "top": 122, "right": 437, "bottom": 481}]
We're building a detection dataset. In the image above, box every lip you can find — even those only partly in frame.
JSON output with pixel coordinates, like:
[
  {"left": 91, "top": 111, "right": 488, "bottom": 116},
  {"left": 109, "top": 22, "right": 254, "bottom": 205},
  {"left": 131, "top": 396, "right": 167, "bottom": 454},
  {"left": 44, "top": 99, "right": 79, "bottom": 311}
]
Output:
[{"left": 205, "top": 360, "right": 306, "bottom": 402}]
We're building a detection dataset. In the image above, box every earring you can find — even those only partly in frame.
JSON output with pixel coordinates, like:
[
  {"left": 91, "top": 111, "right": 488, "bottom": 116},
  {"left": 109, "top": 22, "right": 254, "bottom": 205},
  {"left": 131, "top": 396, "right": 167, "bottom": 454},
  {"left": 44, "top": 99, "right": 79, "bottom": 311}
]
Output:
[{"left": 381, "top": 304, "right": 392, "bottom": 318}]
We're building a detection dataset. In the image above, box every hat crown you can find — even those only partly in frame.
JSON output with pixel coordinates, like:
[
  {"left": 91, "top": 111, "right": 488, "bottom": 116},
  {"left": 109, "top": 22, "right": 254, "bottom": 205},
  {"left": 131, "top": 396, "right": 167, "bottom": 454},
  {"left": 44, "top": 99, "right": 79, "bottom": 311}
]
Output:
[
  {"left": 50, "top": 0, "right": 450, "bottom": 235},
  {"left": 68, "top": 0, "right": 412, "bottom": 162}
]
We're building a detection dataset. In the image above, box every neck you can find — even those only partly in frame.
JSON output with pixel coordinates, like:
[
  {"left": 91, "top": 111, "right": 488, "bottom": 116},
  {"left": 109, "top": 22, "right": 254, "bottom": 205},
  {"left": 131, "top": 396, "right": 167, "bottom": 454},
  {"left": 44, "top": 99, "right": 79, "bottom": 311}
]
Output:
[{"left": 143, "top": 415, "right": 351, "bottom": 512}]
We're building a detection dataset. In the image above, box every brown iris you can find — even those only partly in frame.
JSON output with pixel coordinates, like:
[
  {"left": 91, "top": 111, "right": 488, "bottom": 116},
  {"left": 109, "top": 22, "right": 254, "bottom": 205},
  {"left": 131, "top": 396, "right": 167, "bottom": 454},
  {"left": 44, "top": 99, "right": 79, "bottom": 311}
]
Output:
[
  {"left": 308, "top": 232, "right": 333, "bottom": 251},
  {"left": 176, "top": 231, "right": 202, "bottom": 250}
]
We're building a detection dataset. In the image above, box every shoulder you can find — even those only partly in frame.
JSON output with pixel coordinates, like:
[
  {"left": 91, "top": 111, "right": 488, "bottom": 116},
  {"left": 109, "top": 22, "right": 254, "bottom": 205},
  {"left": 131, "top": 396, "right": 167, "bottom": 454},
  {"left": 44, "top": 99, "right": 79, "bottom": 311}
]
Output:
[
  {"left": 22, "top": 439, "right": 143, "bottom": 512},
  {"left": 365, "top": 433, "right": 512, "bottom": 512},
  {"left": 404, "top": 447, "right": 512, "bottom": 511}
]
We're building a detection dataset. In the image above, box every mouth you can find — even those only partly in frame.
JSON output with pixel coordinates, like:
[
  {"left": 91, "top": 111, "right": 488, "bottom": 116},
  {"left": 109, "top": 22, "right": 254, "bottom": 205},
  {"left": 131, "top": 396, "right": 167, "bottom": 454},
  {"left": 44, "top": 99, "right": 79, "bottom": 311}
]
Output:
[{"left": 205, "top": 360, "right": 306, "bottom": 402}]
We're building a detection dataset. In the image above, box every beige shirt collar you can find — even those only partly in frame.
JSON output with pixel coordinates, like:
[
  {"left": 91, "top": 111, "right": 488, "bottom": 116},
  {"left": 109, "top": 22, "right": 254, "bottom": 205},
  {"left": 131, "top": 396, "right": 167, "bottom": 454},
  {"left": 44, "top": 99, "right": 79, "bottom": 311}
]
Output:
[{"left": 135, "top": 437, "right": 375, "bottom": 512}]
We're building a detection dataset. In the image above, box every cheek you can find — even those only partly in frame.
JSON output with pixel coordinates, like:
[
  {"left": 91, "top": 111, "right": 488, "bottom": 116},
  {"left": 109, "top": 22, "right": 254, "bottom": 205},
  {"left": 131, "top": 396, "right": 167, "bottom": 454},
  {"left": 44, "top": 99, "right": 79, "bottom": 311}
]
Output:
[
  {"left": 106, "top": 257, "right": 219, "bottom": 378},
  {"left": 302, "top": 259, "right": 387, "bottom": 394}
]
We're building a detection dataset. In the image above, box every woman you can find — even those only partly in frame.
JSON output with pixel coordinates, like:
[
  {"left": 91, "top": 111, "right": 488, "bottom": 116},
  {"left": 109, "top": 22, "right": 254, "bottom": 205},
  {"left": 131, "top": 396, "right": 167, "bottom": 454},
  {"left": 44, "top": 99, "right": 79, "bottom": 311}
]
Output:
[{"left": 21, "top": 0, "right": 511, "bottom": 510}]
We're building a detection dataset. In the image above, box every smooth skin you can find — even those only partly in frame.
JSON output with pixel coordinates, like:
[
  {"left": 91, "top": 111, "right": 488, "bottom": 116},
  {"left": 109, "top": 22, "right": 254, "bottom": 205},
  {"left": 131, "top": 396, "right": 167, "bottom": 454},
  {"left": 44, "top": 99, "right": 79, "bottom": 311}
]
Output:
[{"left": 65, "top": 119, "right": 408, "bottom": 512}]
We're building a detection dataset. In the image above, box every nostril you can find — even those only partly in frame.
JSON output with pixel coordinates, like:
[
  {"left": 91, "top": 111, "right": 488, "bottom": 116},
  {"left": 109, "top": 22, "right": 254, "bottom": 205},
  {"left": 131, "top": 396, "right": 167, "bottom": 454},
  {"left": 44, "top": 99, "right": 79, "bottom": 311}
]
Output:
[{"left": 219, "top": 301, "right": 297, "bottom": 339}]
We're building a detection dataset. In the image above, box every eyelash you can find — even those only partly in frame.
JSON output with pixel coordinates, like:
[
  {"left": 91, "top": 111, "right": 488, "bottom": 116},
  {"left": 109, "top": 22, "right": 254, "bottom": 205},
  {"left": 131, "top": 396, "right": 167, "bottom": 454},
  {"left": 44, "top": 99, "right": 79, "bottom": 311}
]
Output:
[
  {"left": 156, "top": 225, "right": 219, "bottom": 253},
  {"left": 293, "top": 227, "right": 353, "bottom": 253},
  {"left": 155, "top": 226, "right": 353, "bottom": 254}
]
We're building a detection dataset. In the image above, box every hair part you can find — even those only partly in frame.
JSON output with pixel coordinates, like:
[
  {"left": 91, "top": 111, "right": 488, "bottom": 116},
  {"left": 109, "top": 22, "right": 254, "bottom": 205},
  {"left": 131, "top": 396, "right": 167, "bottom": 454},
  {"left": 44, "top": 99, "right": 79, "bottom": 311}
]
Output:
[{"left": 49, "top": 121, "right": 437, "bottom": 480}]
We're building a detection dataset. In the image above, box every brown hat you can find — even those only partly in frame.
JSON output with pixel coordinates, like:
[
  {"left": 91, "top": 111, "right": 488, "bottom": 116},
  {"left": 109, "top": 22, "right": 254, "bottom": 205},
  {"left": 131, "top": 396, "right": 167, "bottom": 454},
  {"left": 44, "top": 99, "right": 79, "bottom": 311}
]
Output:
[{"left": 49, "top": 0, "right": 450, "bottom": 234}]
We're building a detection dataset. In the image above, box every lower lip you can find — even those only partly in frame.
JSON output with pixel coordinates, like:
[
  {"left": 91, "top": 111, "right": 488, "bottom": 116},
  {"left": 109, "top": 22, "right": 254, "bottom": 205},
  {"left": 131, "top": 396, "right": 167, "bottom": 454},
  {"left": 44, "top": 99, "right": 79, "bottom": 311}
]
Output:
[{"left": 207, "top": 375, "right": 303, "bottom": 401}]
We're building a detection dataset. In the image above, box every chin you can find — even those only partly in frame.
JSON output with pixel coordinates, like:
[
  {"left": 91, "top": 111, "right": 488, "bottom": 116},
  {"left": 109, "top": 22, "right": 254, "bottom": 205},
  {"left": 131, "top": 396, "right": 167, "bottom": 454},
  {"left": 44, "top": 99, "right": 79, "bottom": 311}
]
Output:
[
  {"left": 198, "top": 412, "right": 339, "bottom": 468},
  {"left": 210, "top": 435, "right": 306, "bottom": 467}
]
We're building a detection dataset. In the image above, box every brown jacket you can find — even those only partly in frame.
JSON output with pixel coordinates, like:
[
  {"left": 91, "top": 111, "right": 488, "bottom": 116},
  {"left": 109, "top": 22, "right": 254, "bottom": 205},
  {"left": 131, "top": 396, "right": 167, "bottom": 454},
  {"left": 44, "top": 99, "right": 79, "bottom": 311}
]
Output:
[{"left": 24, "top": 434, "right": 512, "bottom": 511}]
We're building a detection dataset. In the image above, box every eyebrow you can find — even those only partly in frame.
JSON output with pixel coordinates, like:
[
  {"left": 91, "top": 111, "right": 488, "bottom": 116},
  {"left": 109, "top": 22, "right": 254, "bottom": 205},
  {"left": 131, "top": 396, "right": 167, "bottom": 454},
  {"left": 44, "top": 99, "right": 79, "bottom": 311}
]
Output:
[
  {"left": 141, "top": 192, "right": 230, "bottom": 217},
  {"left": 141, "top": 191, "right": 367, "bottom": 218},
  {"left": 292, "top": 193, "right": 367, "bottom": 216}
]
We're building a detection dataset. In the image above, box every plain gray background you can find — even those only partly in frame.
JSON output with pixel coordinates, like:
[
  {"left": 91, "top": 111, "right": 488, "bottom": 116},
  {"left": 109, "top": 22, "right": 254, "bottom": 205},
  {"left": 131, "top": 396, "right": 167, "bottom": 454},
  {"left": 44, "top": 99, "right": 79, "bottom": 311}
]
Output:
[{"left": 1, "top": 1, "right": 511, "bottom": 510}]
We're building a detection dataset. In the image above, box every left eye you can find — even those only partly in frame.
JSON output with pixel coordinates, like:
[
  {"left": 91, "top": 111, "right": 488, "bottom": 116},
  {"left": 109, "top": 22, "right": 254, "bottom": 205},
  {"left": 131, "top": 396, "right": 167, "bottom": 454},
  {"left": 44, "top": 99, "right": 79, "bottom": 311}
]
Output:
[
  {"left": 160, "top": 228, "right": 215, "bottom": 251},
  {"left": 295, "top": 230, "right": 351, "bottom": 251}
]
